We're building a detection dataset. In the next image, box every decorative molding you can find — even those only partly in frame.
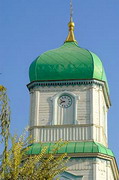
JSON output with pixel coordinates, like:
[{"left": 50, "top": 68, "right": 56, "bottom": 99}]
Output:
[
  {"left": 27, "top": 79, "right": 99, "bottom": 89},
  {"left": 27, "top": 79, "right": 104, "bottom": 89},
  {"left": 29, "top": 123, "right": 107, "bottom": 130}
]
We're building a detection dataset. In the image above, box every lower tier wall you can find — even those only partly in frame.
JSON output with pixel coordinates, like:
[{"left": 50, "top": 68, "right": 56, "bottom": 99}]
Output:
[{"left": 55, "top": 157, "right": 114, "bottom": 180}]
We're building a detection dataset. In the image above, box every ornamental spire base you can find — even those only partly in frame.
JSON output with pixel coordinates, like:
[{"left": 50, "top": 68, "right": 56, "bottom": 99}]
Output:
[{"left": 65, "top": 21, "right": 77, "bottom": 42}]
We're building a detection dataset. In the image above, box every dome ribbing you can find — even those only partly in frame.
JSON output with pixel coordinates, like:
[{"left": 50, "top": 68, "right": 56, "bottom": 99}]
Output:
[{"left": 29, "top": 42, "right": 108, "bottom": 89}]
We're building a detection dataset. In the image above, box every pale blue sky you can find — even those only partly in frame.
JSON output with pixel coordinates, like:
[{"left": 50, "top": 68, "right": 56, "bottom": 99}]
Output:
[{"left": 0, "top": 0, "right": 119, "bottom": 165}]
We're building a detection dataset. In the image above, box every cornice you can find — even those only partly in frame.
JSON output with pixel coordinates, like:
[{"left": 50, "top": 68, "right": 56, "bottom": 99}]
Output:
[
  {"left": 29, "top": 123, "right": 106, "bottom": 131},
  {"left": 27, "top": 79, "right": 103, "bottom": 89}
]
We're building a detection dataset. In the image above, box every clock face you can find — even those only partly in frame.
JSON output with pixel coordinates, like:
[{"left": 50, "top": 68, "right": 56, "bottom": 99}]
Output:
[{"left": 58, "top": 95, "right": 72, "bottom": 108}]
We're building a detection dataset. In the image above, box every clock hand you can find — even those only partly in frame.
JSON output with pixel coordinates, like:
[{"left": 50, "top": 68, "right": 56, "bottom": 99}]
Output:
[{"left": 60, "top": 100, "right": 65, "bottom": 104}]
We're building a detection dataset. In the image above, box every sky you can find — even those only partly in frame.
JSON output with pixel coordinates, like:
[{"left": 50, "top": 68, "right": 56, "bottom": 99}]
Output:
[{"left": 0, "top": 0, "right": 119, "bottom": 165}]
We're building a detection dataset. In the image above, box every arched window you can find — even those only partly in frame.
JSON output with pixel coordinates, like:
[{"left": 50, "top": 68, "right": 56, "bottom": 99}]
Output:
[{"left": 51, "top": 91, "right": 79, "bottom": 125}]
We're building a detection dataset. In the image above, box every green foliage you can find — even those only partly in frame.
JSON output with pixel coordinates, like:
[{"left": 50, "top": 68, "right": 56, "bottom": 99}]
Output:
[
  {"left": 0, "top": 86, "right": 10, "bottom": 144},
  {"left": 0, "top": 133, "right": 69, "bottom": 180},
  {"left": 0, "top": 86, "right": 69, "bottom": 180}
]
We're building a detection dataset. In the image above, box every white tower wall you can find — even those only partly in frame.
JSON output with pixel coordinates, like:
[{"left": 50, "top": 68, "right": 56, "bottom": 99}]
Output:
[
  {"left": 29, "top": 81, "right": 109, "bottom": 146},
  {"left": 56, "top": 158, "right": 114, "bottom": 180}
]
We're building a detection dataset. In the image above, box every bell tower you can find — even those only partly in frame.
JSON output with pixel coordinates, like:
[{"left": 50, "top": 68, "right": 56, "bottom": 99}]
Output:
[{"left": 27, "top": 1, "right": 119, "bottom": 179}]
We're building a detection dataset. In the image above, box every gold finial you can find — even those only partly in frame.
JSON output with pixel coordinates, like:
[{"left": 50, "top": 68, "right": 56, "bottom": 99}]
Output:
[{"left": 65, "top": 0, "right": 77, "bottom": 42}]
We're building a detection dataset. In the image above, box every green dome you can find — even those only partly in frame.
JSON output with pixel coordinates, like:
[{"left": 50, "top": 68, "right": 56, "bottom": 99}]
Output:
[
  {"left": 29, "top": 42, "right": 108, "bottom": 86},
  {"left": 27, "top": 141, "right": 114, "bottom": 157}
]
